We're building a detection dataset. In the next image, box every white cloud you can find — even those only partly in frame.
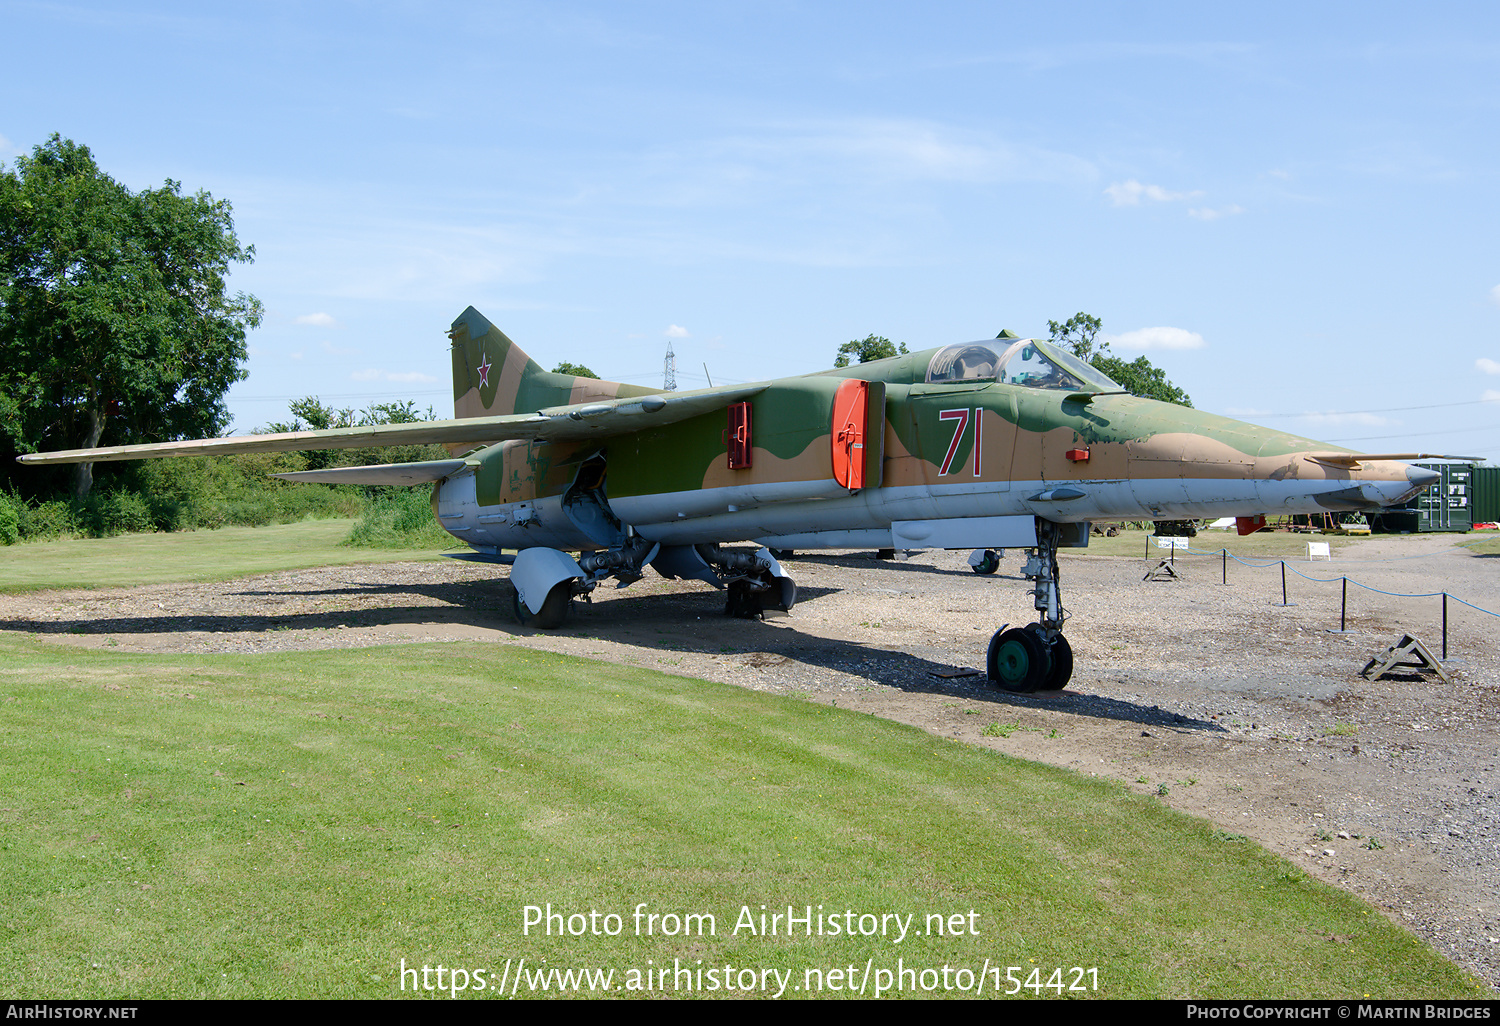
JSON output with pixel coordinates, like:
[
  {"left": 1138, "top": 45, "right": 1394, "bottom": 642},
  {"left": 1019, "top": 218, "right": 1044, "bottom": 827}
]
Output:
[
  {"left": 1490, "top": 285, "right": 1500, "bottom": 306},
  {"left": 639, "top": 119, "right": 1095, "bottom": 216},
  {"left": 1101, "top": 326, "right": 1206, "bottom": 351},
  {"left": 1187, "top": 204, "right": 1244, "bottom": 221},
  {"left": 1104, "top": 179, "right": 1202, "bottom": 207},
  {"left": 1484, "top": 390, "right": 1500, "bottom": 403},
  {"left": 814, "top": 121, "right": 1071, "bottom": 183},
  {"left": 350, "top": 369, "right": 440, "bottom": 383},
  {"left": 1298, "top": 411, "right": 1396, "bottom": 428},
  {"left": 664, "top": 324, "right": 689, "bottom": 338},
  {"left": 1476, "top": 358, "right": 1500, "bottom": 375},
  {"left": 294, "top": 312, "right": 339, "bottom": 327}
]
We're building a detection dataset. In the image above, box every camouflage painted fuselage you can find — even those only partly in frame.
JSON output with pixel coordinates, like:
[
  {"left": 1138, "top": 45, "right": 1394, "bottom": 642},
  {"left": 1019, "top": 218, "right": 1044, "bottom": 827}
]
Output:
[{"left": 437, "top": 310, "right": 1433, "bottom": 555}]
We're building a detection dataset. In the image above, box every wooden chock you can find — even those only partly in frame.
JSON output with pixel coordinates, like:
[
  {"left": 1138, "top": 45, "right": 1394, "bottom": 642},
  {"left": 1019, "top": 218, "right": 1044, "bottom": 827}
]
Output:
[{"left": 1360, "top": 633, "right": 1452, "bottom": 684}]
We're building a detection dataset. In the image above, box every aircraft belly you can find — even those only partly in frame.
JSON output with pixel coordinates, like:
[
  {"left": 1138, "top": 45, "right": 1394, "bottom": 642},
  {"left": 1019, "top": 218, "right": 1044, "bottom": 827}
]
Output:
[
  {"left": 752, "top": 529, "right": 896, "bottom": 549},
  {"left": 1108, "top": 477, "right": 1403, "bottom": 519},
  {"left": 439, "top": 474, "right": 597, "bottom": 551},
  {"left": 903, "top": 481, "right": 1023, "bottom": 519},
  {"left": 631, "top": 497, "right": 883, "bottom": 546},
  {"left": 1122, "top": 478, "right": 1265, "bottom": 518},
  {"left": 892, "top": 515, "right": 1038, "bottom": 550},
  {"left": 1000, "top": 475, "right": 1398, "bottom": 521},
  {"left": 609, "top": 479, "right": 849, "bottom": 526},
  {"left": 625, "top": 482, "right": 1027, "bottom": 546},
  {"left": 1017, "top": 480, "right": 1139, "bottom": 521}
]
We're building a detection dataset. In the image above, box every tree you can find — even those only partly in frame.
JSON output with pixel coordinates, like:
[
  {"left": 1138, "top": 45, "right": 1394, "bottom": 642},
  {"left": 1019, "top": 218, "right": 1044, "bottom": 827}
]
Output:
[
  {"left": 834, "top": 334, "right": 908, "bottom": 368},
  {"left": 264, "top": 397, "right": 441, "bottom": 470},
  {"left": 1046, "top": 313, "right": 1191, "bottom": 407},
  {"left": 1090, "top": 354, "right": 1192, "bottom": 407},
  {"left": 0, "top": 134, "right": 262, "bottom": 499},
  {"left": 552, "top": 361, "right": 599, "bottom": 379},
  {"left": 1045, "top": 312, "right": 1104, "bottom": 362},
  {"left": 264, "top": 396, "right": 441, "bottom": 471}
]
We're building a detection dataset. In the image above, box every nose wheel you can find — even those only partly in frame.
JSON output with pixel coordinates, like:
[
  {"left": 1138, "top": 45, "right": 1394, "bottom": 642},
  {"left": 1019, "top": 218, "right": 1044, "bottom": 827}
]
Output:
[
  {"left": 987, "top": 626, "right": 1072, "bottom": 692},
  {"left": 985, "top": 520, "right": 1074, "bottom": 692}
]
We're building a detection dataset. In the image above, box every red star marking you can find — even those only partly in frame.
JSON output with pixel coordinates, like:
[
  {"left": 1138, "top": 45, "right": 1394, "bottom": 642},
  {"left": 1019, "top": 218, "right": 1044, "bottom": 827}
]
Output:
[{"left": 477, "top": 352, "right": 492, "bottom": 388}]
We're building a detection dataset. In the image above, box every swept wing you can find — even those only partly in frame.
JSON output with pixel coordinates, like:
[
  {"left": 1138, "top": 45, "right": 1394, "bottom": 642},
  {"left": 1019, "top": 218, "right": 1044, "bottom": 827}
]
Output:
[{"left": 16, "top": 384, "right": 767, "bottom": 466}]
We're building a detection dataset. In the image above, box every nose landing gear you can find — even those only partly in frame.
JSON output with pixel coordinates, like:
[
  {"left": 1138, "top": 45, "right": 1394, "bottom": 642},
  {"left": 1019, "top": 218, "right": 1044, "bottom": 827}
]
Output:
[{"left": 987, "top": 521, "right": 1073, "bottom": 692}]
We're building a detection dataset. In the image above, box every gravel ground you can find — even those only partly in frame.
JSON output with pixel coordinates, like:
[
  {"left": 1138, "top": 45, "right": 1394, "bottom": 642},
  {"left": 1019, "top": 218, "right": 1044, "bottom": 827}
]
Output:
[{"left": 5, "top": 531, "right": 1498, "bottom": 990}]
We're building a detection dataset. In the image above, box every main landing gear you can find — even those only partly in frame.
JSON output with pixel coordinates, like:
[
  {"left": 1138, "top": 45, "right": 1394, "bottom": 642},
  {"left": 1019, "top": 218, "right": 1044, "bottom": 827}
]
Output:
[
  {"left": 986, "top": 521, "right": 1073, "bottom": 693},
  {"left": 512, "top": 540, "right": 796, "bottom": 629}
]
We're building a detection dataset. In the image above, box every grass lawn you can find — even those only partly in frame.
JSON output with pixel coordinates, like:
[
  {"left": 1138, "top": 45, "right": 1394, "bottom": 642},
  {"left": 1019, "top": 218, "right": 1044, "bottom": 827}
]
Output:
[
  {"left": 1460, "top": 536, "right": 1500, "bottom": 556},
  {"left": 0, "top": 521, "right": 1486, "bottom": 998},
  {"left": 0, "top": 520, "right": 449, "bottom": 594},
  {"left": 0, "top": 632, "right": 1484, "bottom": 1000}
]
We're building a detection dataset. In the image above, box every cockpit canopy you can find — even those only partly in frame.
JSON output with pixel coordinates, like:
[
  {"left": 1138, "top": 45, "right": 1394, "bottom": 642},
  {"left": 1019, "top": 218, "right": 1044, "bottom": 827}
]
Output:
[{"left": 925, "top": 339, "right": 1122, "bottom": 393}]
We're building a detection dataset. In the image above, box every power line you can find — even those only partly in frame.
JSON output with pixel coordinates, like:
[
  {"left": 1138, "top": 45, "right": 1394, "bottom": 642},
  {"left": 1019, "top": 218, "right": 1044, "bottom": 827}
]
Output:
[
  {"left": 1226, "top": 397, "right": 1499, "bottom": 420},
  {"left": 1322, "top": 423, "right": 1500, "bottom": 443}
]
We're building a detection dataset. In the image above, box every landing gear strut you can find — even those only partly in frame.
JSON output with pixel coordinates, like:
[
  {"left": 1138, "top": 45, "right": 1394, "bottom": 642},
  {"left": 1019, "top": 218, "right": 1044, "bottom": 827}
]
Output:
[
  {"left": 987, "top": 521, "right": 1073, "bottom": 692},
  {"left": 707, "top": 546, "right": 796, "bottom": 620}
]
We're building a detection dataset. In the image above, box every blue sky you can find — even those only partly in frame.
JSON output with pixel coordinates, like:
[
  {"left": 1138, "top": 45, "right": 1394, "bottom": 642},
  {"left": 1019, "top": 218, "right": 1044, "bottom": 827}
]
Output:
[{"left": 4, "top": 2, "right": 1500, "bottom": 460}]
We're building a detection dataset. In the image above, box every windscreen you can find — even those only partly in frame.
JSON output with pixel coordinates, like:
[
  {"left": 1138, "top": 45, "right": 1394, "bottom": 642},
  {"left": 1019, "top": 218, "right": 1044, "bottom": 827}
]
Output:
[{"left": 925, "top": 339, "right": 1123, "bottom": 392}]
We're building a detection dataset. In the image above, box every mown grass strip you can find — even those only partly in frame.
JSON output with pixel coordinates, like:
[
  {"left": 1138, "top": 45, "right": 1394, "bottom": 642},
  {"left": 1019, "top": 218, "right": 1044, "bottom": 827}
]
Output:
[
  {"left": 0, "top": 520, "right": 448, "bottom": 593},
  {"left": 0, "top": 634, "right": 1483, "bottom": 999}
]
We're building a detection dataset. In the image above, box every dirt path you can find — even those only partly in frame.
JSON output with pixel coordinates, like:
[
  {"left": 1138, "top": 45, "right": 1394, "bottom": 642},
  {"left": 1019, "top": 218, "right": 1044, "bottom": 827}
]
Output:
[{"left": 5, "top": 533, "right": 1498, "bottom": 989}]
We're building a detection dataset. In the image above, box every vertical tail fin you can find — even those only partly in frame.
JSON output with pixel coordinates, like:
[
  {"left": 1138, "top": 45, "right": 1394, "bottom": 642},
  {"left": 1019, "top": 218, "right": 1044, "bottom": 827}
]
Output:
[{"left": 448, "top": 307, "right": 658, "bottom": 419}]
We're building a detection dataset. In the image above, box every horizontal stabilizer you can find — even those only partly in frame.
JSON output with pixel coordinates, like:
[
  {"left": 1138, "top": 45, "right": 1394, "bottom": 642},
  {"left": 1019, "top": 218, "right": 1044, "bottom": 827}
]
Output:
[
  {"left": 1305, "top": 452, "right": 1482, "bottom": 468},
  {"left": 16, "top": 384, "right": 768, "bottom": 465},
  {"left": 269, "top": 460, "right": 471, "bottom": 485}
]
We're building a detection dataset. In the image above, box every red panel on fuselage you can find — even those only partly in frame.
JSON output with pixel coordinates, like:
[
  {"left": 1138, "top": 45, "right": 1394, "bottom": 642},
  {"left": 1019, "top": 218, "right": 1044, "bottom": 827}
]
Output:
[{"left": 832, "top": 379, "right": 868, "bottom": 490}]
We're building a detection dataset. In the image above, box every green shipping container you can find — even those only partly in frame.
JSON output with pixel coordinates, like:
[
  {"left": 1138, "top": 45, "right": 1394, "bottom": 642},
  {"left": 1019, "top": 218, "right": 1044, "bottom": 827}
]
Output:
[
  {"left": 1368, "top": 462, "right": 1474, "bottom": 533},
  {"left": 1471, "top": 465, "right": 1500, "bottom": 525}
]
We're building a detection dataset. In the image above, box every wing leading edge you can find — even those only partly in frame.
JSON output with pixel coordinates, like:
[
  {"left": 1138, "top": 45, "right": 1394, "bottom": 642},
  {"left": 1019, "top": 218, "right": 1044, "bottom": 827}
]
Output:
[{"left": 16, "top": 384, "right": 768, "bottom": 466}]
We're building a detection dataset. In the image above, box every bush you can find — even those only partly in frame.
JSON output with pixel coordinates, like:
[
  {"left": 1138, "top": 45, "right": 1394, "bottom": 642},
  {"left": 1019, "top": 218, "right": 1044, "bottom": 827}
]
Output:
[
  {"left": 21, "top": 500, "right": 78, "bottom": 540},
  {"left": 80, "top": 489, "right": 155, "bottom": 537},
  {"left": 0, "top": 493, "right": 20, "bottom": 545},
  {"left": 224, "top": 498, "right": 275, "bottom": 528},
  {"left": 343, "top": 488, "right": 453, "bottom": 549}
]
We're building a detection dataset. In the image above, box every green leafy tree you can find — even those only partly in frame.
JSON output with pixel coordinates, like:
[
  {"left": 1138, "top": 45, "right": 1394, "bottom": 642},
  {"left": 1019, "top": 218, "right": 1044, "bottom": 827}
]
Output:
[
  {"left": 552, "top": 361, "right": 599, "bottom": 378},
  {"left": 1045, "top": 313, "right": 1104, "bottom": 362},
  {"left": 1046, "top": 313, "right": 1192, "bottom": 407},
  {"left": 1091, "top": 354, "right": 1192, "bottom": 407},
  {"left": 0, "top": 134, "right": 262, "bottom": 499},
  {"left": 264, "top": 397, "right": 443, "bottom": 470},
  {"left": 834, "top": 334, "right": 908, "bottom": 368}
]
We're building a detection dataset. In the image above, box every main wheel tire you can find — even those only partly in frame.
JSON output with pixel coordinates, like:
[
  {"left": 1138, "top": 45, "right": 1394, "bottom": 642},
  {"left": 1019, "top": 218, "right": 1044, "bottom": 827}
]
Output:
[
  {"left": 725, "top": 581, "right": 763, "bottom": 619},
  {"left": 971, "top": 549, "right": 1000, "bottom": 575},
  {"left": 987, "top": 627, "right": 1052, "bottom": 693},
  {"left": 772, "top": 576, "right": 797, "bottom": 613},
  {"left": 1043, "top": 633, "right": 1074, "bottom": 690},
  {"left": 514, "top": 580, "right": 572, "bottom": 629}
]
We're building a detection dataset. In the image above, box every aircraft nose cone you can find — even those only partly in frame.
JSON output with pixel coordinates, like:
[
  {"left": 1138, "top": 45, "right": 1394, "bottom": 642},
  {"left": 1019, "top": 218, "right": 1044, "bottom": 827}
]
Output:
[{"left": 1407, "top": 465, "right": 1440, "bottom": 489}]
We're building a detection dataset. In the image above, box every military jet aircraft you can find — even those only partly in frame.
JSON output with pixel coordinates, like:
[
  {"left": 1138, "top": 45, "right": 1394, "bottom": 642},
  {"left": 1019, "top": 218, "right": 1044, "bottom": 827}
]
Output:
[{"left": 20, "top": 306, "right": 1455, "bottom": 692}]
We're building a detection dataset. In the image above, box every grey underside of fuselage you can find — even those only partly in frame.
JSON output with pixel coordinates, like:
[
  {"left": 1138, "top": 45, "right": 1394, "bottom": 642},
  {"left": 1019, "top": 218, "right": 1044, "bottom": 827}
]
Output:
[{"left": 436, "top": 472, "right": 1396, "bottom": 553}]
